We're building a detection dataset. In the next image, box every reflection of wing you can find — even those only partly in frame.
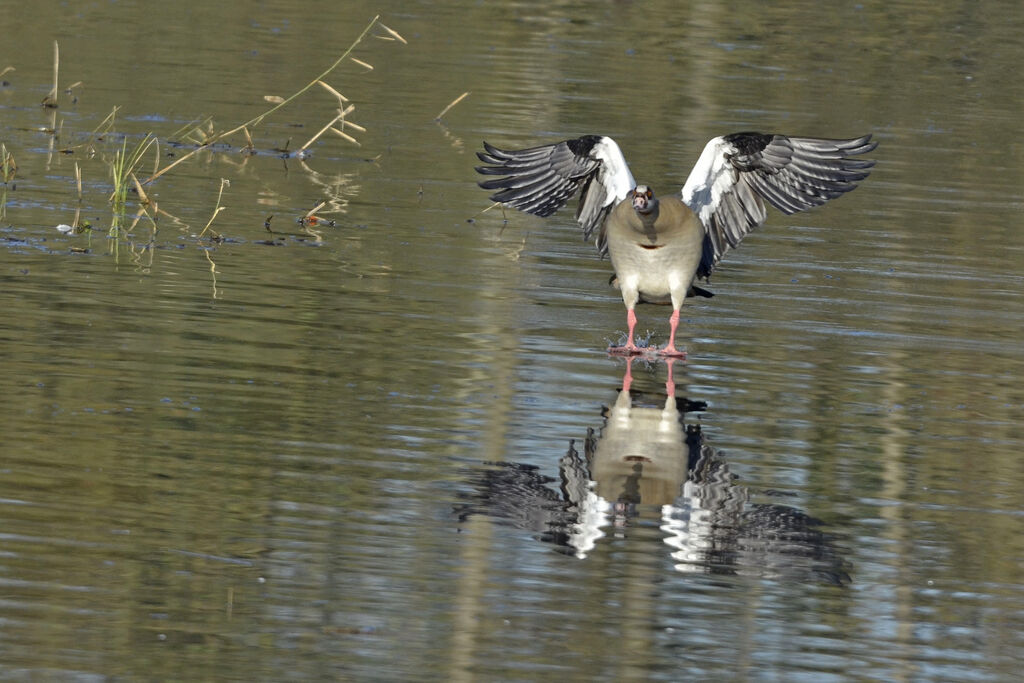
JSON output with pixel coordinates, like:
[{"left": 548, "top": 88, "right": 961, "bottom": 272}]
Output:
[
  {"left": 455, "top": 393, "right": 849, "bottom": 582},
  {"left": 453, "top": 462, "right": 578, "bottom": 547},
  {"left": 476, "top": 135, "right": 635, "bottom": 250},
  {"left": 681, "top": 133, "right": 877, "bottom": 277},
  {"left": 662, "top": 425, "right": 851, "bottom": 584}
]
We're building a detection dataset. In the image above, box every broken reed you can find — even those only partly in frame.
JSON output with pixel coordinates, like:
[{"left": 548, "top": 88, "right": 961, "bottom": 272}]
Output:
[
  {"left": 1, "top": 143, "right": 16, "bottom": 220},
  {"left": 142, "top": 14, "right": 403, "bottom": 185}
]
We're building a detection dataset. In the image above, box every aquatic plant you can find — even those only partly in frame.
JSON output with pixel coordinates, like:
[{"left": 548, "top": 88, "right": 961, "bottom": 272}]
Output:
[{"left": 109, "top": 133, "right": 156, "bottom": 214}]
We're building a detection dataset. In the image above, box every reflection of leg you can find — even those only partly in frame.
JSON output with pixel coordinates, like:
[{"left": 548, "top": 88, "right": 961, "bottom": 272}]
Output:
[
  {"left": 665, "top": 358, "right": 676, "bottom": 397},
  {"left": 622, "top": 356, "right": 634, "bottom": 393}
]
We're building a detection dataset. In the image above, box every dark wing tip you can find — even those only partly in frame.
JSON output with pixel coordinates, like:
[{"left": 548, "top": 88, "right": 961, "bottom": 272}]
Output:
[{"left": 473, "top": 138, "right": 604, "bottom": 220}]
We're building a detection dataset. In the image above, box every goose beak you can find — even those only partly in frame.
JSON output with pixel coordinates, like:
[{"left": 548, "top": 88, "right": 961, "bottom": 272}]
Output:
[{"left": 632, "top": 191, "right": 649, "bottom": 212}]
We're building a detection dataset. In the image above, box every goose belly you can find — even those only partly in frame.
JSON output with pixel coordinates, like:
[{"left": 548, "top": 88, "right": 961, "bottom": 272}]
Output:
[{"left": 610, "top": 238, "right": 702, "bottom": 302}]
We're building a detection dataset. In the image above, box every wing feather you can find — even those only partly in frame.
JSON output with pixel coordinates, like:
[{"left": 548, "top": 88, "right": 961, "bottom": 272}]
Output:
[
  {"left": 476, "top": 135, "right": 635, "bottom": 248},
  {"left": 681, "top": 132, "right": 877, "bottom": 278}
]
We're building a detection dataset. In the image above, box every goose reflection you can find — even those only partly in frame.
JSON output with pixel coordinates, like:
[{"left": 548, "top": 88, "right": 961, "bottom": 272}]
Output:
[{"left": 456, "top": 359, "right": 849, "bottom": 584}]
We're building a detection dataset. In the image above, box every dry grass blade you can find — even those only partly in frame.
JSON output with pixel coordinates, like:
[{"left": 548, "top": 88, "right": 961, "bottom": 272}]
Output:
[
  {"left": 317, "top": 80, "right": 349, "bottom": 103},
  {"left": 0, "top": 66, "right": 14, "bottom": 79},
  {"left": 350, "top": 58, "right": 374, "bottom": 71},
  {"left": 198, "top": 178, "right": 230, "bottom": 239},
  {"left": 435, "top": 91, "right": 469, "bottom": 121},
  {"left": 131, "top": 173, "right": 150, "bottom": 204},
  {"left": 151, "top": 136, "right": 161, "bottom": 176},
  {"left": 263, "top": 95, "right": 285, "bottom": 104},
  {"left": 378, "top": 23, "right": 407, "bottom": 44},
  {"left": 89, "top": 106, "right": 120, "bottom": 139},
  {"left": 339, "top": 120, "right": 366, "bottom": 133},
  {"left": 330, "top": 128, "right": 360, "bottom": 146}
]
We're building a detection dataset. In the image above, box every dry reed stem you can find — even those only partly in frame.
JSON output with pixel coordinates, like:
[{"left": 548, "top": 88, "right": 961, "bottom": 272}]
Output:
[
  {"left": 305, "top": 201, "right": 327, "bottom": 218},
  {"left": 1, "top": 144, "right": 16, "bottom": 181},
  {"left": 473, "top": 202, "right": 502, "bottom": 217},
  {"left": 142, "top": 14, "right": 385, "bottom": 185},
  {"left": 299, "top": 113, "right": 346, "bottom": 152},
  {"left": 43, "top": 42, "right": 59, "bottom": 107},
  {"left": 435, "top": 92, "right": 469, "bottom": 121},
  {"left": 0, "top": 66, "right": 14, "bottom": 79}
]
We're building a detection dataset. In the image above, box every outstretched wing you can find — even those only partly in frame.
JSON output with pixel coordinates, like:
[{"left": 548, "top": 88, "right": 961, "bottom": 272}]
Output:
[
  {"left": 681, "top": 133, "right": 877, "bottom": 278},
  {"left": 476, "top": 135, "right": 635, "bottom": 251}
]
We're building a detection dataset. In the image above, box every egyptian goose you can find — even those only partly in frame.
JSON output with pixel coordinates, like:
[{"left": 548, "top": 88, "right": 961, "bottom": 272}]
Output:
[{"left": 476, "top": 132, "right": 877, "bottom": 356}]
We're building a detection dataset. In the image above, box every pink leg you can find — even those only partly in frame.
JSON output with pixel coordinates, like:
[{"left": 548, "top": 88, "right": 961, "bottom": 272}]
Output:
[
  {"left": 610, "top": 309, "right": 642, "bottom": 355},
  {"left": 625, "top": 309, "right": 638, "bottom": 350},
  {"left": 660, "top": 309, "right": 686, "bottom": 358}
]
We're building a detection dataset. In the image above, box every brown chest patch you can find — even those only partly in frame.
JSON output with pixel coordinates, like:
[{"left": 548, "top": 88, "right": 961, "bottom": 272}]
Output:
[{"left": 638, "top": 243, "right": 665, "bottom": 250}]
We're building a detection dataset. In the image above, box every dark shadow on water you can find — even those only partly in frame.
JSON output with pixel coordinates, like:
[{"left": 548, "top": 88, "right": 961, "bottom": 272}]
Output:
[{"left": 455, "top": 358, "right": 850, "bottom": 586}]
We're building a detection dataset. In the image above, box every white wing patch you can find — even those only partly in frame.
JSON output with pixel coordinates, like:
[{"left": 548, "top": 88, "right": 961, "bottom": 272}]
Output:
[
  {"left": 680, "top": 136, "right": 735, "bottom": 223},
  {"left": 592, "top": 136, "right": 636, "bottom": 206}
]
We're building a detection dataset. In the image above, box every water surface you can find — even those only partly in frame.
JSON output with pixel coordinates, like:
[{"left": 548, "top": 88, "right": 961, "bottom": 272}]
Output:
[{"left": 2, "top": 1, "right": 1023, "bottom": 680}]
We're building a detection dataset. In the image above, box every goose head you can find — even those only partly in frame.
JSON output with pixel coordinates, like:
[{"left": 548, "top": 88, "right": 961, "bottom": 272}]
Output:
[{"left": 630, "top": 185, "right": 658, "bottom": 215}]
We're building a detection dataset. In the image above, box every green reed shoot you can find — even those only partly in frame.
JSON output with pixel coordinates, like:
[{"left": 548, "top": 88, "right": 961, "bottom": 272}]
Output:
[
  {"left": 108, "top": 134, "right": 157, "bottom": 262},
  {"left": 110, "top": 133, "right": 156, "bottom": 212}
]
